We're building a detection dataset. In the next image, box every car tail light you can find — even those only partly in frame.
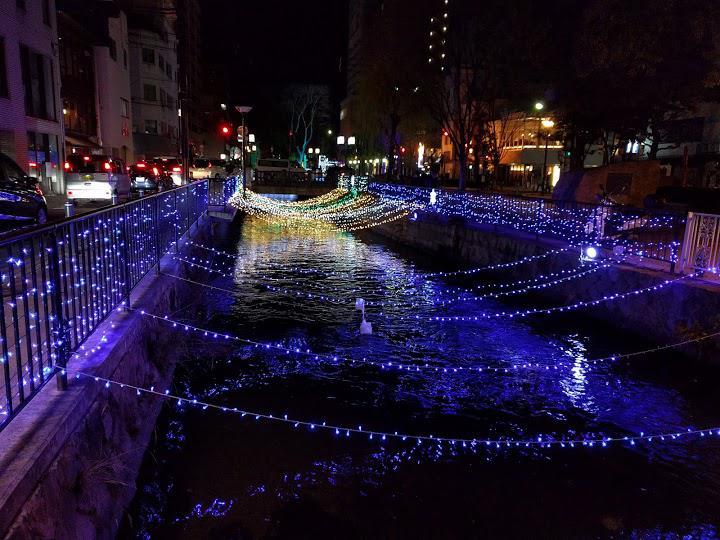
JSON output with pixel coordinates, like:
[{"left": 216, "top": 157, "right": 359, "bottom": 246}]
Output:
[
  {"left": 67, "top": 191, "right": 73, "bottom": 196},
  {"left": 136, "top": 163, "right": 146, "bottom": 168},
  {"left": 29, "top": 162, "right": 37, "bottom": 168},
  {"left": 152, "top": 167, "right": 159, "bottom": 176},
  {"left": 172, "top": 166, "right": 182, "bottom": 172},
  {"left": 104, "top": 162, "right": 112, "bottom": 171},
  {"left": 64, "top": 162, "right": 71, "bottom": 170},
  {"left": 83, "top": 156, "right": 91, "bottom": 161}
]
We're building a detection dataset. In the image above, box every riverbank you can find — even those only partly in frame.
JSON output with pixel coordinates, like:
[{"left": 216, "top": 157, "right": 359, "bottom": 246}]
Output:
[
  {"left": 0, "top": 213, "right": 237, "bottom": 539},
  {"left": 371, "top": 211, "right": 720, "bottom": 362}
]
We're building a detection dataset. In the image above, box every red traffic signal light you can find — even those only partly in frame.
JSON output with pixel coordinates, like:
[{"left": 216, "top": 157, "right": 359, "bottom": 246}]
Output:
[{"left": 220, "top": 124, "right": 231, "bottom": 136}]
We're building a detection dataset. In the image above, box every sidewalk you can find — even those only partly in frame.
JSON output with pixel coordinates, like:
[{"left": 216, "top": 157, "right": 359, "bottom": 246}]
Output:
[{"left": 45, "top": 194, "right": 109, "bottom": 222}]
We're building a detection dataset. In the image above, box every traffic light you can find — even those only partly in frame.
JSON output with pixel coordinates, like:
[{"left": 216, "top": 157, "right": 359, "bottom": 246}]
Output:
[{"left": 220, "top": 124, "right": 231, "bottom": 137}]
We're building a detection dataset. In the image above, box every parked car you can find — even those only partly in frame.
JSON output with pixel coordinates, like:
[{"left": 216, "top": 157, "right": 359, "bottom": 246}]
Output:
[
  {"left": 65, "top": 155, "right": 132, "bottom": 203},
  {"left": 151, "top": 157, "right": 184, "bottom": 186},
  {"left": 254, "top": 159, "right": 308, "bottom": 183},
  {"left": 190, "top": 159, "right": 240, "bottom": 180},
  {"left": 129, "top": 162, "right": 174, "bottom": 193},
  {"left": 0, "top": 152, "right": 48, "bottom": 224}
]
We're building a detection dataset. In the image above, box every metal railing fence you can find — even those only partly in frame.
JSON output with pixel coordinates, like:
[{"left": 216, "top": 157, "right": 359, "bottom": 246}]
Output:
[
  {"left": 679, "top": 212, "right": 720, "bottom": 276},
  {"left": 0, "top": 178, "right": 239, "bottom": 432}
]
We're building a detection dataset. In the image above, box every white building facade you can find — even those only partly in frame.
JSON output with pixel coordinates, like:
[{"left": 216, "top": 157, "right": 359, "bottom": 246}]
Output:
[
  {"left": 0, "top": 0, "right": 64, "bottom": 193},
  {"left": 94, "top": 10, "right": 133, "bottom": 162},
  {"left": 128, "top": 21, "right": 178, "bottom": 160}
]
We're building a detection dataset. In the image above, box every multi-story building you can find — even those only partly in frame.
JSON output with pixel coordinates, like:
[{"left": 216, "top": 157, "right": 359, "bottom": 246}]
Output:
[
  {"left": 0, "top": 0, "right": 64, "bottom": 194},
  {"left": 58, "top": 0, "right": 134, "bottom": 163},
  {"left": 175, "top": 0, "right": 201, "bottom": 155},
  {"left": 127, "top": 2, "right": 178, "bottom": 159},
  {"left": 95, "top": 6, "right": 133, "bottom": 162},
  {"left": 58, "top": 10, "right": 99, "bottom": 157}
]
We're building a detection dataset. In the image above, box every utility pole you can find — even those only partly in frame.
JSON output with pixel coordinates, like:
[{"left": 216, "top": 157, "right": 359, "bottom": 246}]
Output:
[{"left": 235, "top": 106, "right": 252, "bottom": 195}]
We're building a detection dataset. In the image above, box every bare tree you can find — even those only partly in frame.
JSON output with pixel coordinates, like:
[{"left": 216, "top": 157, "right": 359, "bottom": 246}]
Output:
[
  {"left": 484, "top": 102, "right": 518, "bottom": 187},
  {"left": 285, "top": 85, "right": 328, "bottom": 168}
]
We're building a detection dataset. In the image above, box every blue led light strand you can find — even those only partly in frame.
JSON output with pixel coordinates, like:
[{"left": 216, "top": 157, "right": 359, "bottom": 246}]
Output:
[
  {"left": 125, "top": 303, "right": 720, "bottom": 375},
  {"left": 56, "top": 363, "right": 720, "bottom": 449},
  {"left": 402, "top": 272, "right": 700, "bottom": 322}
]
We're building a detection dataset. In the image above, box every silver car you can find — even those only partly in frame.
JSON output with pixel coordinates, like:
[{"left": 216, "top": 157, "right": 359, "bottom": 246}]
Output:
[{"left": 65, "top": 155, "right": 132, "bottom": 202}]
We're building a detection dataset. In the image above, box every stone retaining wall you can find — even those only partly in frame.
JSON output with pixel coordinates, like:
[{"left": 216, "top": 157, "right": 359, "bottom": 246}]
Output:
[
  {"left": 0, "top": 216, "right": 231, "bottom": 539},
  {"left": 372, "top": 212, "right": 720, "bottom": 361}
]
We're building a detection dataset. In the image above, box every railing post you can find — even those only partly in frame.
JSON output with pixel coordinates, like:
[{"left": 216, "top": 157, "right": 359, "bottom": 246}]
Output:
[
  {"left": 185, "top": 185, "right": 190, "bottom": 234},
  {"left": 120, "top": 209, "right": 132, "bottom": 308},
  {"left": 677, "top": 212, "right": 695, "bottom": 275},
  {"left": 49, "top": 229, "right": 69, "bottom": 390},
  {"left": 154, "top": 196, "right": 161, "bottom": 275},
  {"left": 174, "top": 190, "right": 179, "bottom": 253}
]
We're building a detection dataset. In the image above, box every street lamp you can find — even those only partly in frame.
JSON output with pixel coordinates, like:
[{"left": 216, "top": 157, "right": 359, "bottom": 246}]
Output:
[
  {"left": 234, "top": 105, "right": 253, "bottom": 195},
  {"left": 540, "top": 119, "right": 555, "bottom": 194},
  {"left": 534, "top": 101, "right": 544, "bottom": 111},
  {"left": 327, "top": 129, "right": 333, "bottom": 136}
]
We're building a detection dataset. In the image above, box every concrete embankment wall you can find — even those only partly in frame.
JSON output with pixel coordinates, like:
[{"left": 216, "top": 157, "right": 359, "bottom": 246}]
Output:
[
  {"left": 0, "top": 213, "right": 237, "bottom": 539},
  {"left": 372, "top": 213, "right": 720, "bottom": 360}
]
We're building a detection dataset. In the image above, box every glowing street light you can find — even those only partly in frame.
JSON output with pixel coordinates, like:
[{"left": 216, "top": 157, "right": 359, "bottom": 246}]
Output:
[
  {"left": 534, "top": 101, "right": 545, "bottom": 111},
  {"left": 541, "top": 119, "right": 555, "bottom": 129}
]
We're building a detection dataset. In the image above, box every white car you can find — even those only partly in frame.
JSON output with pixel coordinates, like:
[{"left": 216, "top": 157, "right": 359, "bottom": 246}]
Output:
[
  {"left": 190, "top": 159, "right": 240, "bottom": 180},
  {"left": 65, "top": 155, "right": 132, "bottom": 202}
]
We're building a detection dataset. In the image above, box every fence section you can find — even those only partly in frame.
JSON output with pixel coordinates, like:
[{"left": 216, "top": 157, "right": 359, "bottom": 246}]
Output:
[
  {"left": 679, "top": 212, "right": 720, "bottom": 276},
  {"left": 0, "top": 179, "right": 220, "bottom": 432}
]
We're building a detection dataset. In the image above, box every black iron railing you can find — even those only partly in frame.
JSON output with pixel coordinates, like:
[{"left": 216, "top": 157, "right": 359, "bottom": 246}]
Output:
[
  {"left": 209, "top": 176, "right": 240, "bottom": 206},
  {"left": 0, "top": 178, "right": 237, "bottom": 432}
]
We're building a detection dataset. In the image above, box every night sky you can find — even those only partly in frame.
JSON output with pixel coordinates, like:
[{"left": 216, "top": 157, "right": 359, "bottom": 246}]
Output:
[{"left": 202, "top": 0, "right": 348, "bottom": 102}]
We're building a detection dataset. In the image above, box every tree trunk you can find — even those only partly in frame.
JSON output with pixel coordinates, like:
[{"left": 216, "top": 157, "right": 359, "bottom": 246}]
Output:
[
  {"left": 648, "top": 124, "right": 660, "bottom": 160},
  {"left": 458, "top": 153, "right": 467, "bottom": 191},
  {"left": 387, "top": 144, "right": 395, "bottom": 178}
]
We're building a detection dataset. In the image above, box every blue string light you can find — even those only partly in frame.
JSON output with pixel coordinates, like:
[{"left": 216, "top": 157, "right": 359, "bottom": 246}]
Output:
[
  {"left": 123, "top": 304, "right": 720, "bottom": 375},
  {"left": 54, "top": 362, "right": 720, "bottom": 450}
]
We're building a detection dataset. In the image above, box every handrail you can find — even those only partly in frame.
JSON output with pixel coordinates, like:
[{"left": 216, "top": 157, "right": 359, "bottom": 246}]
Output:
[
  {"left": 0, "top": 177, "right": 238, "bottom": 432},
  {"left": 0, "top": 180, "right": 210, "bottom": 247}
]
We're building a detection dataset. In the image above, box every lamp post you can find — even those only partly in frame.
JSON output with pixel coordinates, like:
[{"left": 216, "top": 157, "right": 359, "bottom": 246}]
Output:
[
  {"left": 540, "top": 119, "right": 555, "bottom": 194},
  {"left": 235, "top": 106, "right": 252, "bottom": 195}
]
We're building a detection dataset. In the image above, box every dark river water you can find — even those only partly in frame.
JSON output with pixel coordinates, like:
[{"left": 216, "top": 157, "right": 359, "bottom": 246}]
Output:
[{"left": 121, "top": 216, "right": 720, "bottom": 539}]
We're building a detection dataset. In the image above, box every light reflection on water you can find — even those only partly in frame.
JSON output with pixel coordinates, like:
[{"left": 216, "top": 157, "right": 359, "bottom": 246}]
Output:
[{"left": 124, "top": 216, "right": 720, "bottom": 539}]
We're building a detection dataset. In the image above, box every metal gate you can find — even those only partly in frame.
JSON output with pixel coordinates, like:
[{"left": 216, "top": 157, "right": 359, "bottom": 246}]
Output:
[{"left": 679, "top": 212, "right": 720, "bottom": 275}]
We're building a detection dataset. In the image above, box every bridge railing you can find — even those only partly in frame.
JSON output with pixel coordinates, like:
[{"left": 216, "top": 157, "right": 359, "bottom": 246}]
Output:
[
  {"left": 679, "top": 212, "right": 720, "bottom": 277},
  {"left": 371, "top": 183, "right": 686, "bottom": 268},
  {"left": 252, "top": 170, "right": 336, "bottom": 187},
  {"left": 209, "top": 175, "right": 240, "bottom": 206},
  {"left": 0, "top": 178, "right": 238, "bottom": 432}
]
